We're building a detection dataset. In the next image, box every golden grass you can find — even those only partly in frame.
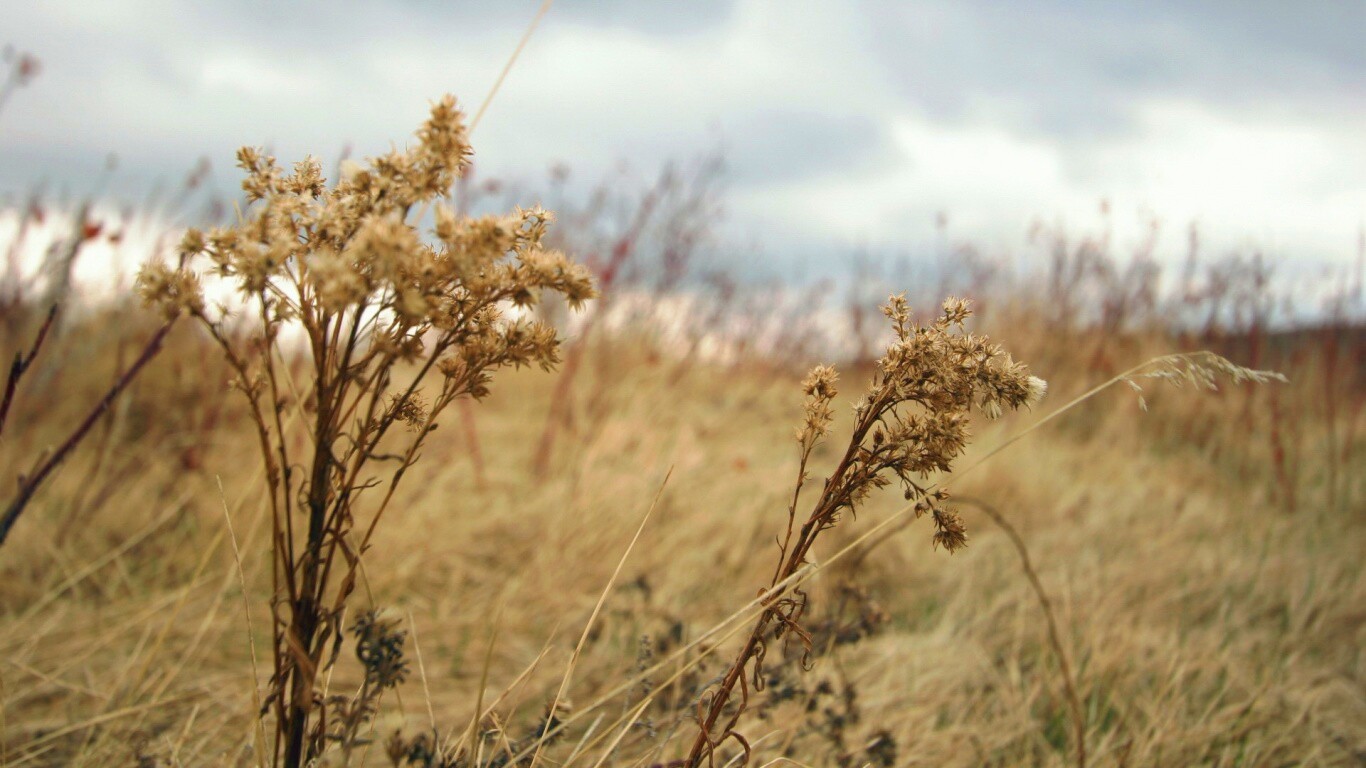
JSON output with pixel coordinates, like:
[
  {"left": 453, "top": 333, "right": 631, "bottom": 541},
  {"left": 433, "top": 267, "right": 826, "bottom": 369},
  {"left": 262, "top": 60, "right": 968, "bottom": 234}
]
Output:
[{"left": 0, "top": 311, "right": 1361, "bottom": 765}]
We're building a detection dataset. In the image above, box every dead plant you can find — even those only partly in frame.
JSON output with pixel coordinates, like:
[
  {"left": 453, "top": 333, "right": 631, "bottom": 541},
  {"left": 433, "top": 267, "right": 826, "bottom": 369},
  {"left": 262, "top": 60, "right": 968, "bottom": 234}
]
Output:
[
  {"left": 683, "top": 295, "right": 1045, "bottom": 766},
  {"left": 136, "top": 95, "right": 594, "bottom": 767}
]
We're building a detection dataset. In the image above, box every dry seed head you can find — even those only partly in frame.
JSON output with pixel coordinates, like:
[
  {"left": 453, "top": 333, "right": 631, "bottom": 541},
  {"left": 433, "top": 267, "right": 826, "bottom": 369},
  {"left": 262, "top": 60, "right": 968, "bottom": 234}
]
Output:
[
  {"left": 178, "top": 227, "right": 205, "bottom": 257},
  {"left": 235, "top": 146, "right": 281, "bottom": 202},
  {"left": 135, "top": 261, "right": 204, "bottom": 321},
  {"left": 377, "top": 712, "right": 410, "bottom": 748},
  {"left": 798, "top": 364, "right": 840, "bottom": 443},
  {"left": 141, "top": 94, "right": 596, "bottom": 364},
  {"left": 979, "top": 397, "right": 1004, "bottom": 420},
  {"left": 1027, "top": 375, "right": 1048, "bottom": 404},
  {"left": 807, "top": 296, "right": 1040, "bottom": 552},
  {"left": 352, "top": 609, "right": 409, "bottom": 690},
  {"left": 1122, "top": 351, "right": 1286, "bottom": 409},
  {"left": 940, "top": 295, "right": 972, "bottom": 325},
  {"left": 387, "top": 392, "right": 429, "bottom": 432},
  {"left": 802, "top": 365, "right": 839, "bottom": 400},
  {"left": 931, "top": 507, "right": 968, "bottom": 553}
]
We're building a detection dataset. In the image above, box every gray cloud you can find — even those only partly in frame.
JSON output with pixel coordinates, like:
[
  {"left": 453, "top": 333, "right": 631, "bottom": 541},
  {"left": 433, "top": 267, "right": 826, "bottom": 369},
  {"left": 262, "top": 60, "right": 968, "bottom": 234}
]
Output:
[
  {"left": 865, "top": 0, "right": 1363, "bottom": 142},
  {"left": 0, "top": 0, "right": 1360, "bottom": 271},
  {"left": 720, "top": 110, "right": 896, "bottom": 185}
]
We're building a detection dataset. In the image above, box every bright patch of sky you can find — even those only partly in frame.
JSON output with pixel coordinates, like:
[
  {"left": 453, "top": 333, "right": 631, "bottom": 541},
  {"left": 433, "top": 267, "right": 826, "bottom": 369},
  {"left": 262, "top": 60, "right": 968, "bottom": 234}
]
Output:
[{"left": 1, "top": 0, "right": 1361, "bottom": 285}]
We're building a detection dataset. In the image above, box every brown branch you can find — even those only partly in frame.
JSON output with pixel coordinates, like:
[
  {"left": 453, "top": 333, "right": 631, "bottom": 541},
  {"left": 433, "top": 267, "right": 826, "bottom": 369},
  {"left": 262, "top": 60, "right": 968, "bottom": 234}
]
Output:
[
  {"left": 0, "top": 319, "right": 175, "bottom": 548},
  {"left": 0, "top": 303, "right": 58, "bottom": 437},
  {"left": 684, "top": 417, "right": 874, "bottom": 766}
]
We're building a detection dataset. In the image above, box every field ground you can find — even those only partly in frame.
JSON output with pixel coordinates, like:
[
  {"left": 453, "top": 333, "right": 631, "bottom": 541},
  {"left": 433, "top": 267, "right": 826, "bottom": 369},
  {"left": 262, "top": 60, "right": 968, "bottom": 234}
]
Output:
[{"left": 0, "top": 311, "right": 1362, "bottom": 767}]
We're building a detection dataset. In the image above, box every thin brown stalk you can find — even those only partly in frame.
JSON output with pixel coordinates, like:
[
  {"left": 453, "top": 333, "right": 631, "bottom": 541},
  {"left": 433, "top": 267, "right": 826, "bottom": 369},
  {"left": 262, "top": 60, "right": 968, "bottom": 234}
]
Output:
[
  {"left": 957, "top": 496, "right": 1086, "bottom": 768},
  {"left": 0, "top": 319, "right": 175, "bottom": 548},
  {"left": 684, "top": 298, "right": 1042, "bottom": 766},
  {"left": 0, "top": 303, "right": 57, "bottom": 437},
  {"left": 468, "top": 0, "right": 556, "bottom": 136}
]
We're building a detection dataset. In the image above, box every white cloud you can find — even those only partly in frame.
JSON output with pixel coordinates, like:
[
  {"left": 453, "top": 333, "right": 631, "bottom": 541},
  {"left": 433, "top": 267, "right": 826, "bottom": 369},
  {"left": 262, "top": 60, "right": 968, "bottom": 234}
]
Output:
[
  {"left": 199, "top": 54, "right": 326, "bottom": 99},
  {"left": 1, "top": 0, "right": 1361, "bottom": 279}
]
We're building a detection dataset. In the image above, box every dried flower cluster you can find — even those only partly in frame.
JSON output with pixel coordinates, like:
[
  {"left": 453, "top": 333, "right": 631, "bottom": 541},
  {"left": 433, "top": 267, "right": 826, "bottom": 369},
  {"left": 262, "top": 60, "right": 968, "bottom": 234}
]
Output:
[
  {"left": 352, "top": 609, "right": 410, "bottom": 690},
  {"left": 806, "top": 296, "right": 1044, "bottom": 552},
  {"left": 687, "top": 296, "right": 1044, "bottom": 767},
  {"left": 136, "top": 95, "right": 594, "bottom": 767},
  {"left": 324, "top": 610, "right": 411, "bottom": 763}
]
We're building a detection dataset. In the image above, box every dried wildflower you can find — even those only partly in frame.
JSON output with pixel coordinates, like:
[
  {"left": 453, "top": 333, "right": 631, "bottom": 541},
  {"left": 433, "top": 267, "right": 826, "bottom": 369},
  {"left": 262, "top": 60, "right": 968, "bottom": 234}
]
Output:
[
  {"left": 930, "top": 506, "right": 968, "bottom": 553},
  {"left": 802, "top": 365, "right": 839, "bottom": 400},
  {"left": 135, "top": 262, "right": 204, "bottom": 321},
  {"left": 178, "top": 227, "right": 205, "bottom": 257},
  {"left": 137, "top": 95, "right": 595, "bottom": 767},
  {"left": 798, "top": 365, "right": 839, "bottom": 442},
  {"left": 307, "top": 246, "right": 368, "bottom": 313},
  {"left": 317, "top": 612, "right": 414, "bottom": 765},
  {"left": 353, "top": 609, "right": 409, "bottom": 690},
  {"left": 809, "top": 295, "right": 1040, "bottom": 538},
  {"left": 687, "top": 295, "right": 1038, "bottom": 767},
  {"left": 388, "top": 392, "right": 429, "bottom": 432},
  {"left": 236, "top": 146, "right": 281, "bottom": 202}
]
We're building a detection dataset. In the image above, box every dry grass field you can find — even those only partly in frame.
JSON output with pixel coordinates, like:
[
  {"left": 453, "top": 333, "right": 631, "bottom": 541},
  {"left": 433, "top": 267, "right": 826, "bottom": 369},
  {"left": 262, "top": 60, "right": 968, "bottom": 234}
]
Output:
[{"left": 0, "top": 279, "right": 1361, "bottom": 766}]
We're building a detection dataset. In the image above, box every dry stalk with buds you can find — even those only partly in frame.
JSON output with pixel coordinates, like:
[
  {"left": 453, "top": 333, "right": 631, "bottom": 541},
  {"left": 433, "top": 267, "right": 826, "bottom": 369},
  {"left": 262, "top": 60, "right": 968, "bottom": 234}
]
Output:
[
  {"left": 685, "top": 296, "right": 1046, "bottom": 767},
  {"left": 137, "top": 95, "right": 594, "bottom": 767}
]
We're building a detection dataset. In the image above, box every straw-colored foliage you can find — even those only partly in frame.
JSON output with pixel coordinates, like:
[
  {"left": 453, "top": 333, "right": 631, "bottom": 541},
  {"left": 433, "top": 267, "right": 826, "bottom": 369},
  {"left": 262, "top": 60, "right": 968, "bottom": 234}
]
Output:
[{"left": 0, "top": 90, "right": 1361, "bottom": 768}]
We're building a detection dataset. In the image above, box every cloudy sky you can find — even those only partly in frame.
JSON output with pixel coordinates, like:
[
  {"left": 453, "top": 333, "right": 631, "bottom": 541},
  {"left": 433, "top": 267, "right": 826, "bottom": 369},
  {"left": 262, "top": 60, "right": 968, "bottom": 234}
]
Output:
[{"left": 1, "top": 0, "right": 1362, "bottom": 281}]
